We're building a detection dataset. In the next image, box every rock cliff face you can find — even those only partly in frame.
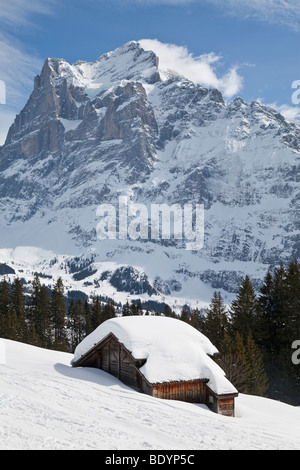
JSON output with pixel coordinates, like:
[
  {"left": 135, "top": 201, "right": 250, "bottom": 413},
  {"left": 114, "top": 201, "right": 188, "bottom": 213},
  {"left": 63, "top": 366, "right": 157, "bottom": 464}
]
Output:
[{"left": 0, "top": 41, "right": 299, "bottom": 306}]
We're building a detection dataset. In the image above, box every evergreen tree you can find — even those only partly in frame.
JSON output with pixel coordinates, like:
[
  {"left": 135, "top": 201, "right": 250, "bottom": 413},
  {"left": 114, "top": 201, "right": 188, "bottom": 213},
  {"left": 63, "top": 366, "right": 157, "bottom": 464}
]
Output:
[
  {"left": 90, "top": 296, "right": 102, "bottom": 329},
  {"left": 28, "top": 276, "right": 52, "bottom": 348},
  {"left": 164, "top": 304, "right": 173, "bottom": 317},
  {"left": 83, "top": 299, "right": 93, "bottom": 335},
  {"left": 257, "top": 270, "right": 275, "bottom": 351},
  {"left": 68, "top": 299, "right": 86, "bottom": 352},
  {"left": 202, "top": 291, "right": 229, "bottom": 349},
  {"left": 271, "top": 265, "right": 289, "bottom": 350},
  {"left": 257, "top": 263, "right": 300, "bottom": 403},
  {"left": 130, "top": 301, "right": 138, "bottom": 316},
  {"left": 189, "top": 308, "right": 204, "bottom": 331},
  {"left": 180, "top": 308, "right": 189, "bottom": 323},
  {"left": 217, "top": 332, "right": 249, "bottom": 393},
  {"left": 245, "top": 334, "right": 268, "bottom": 396},
  {"left": 9, "top": 278, "right": 28, "bottom": 342},
  {"left": 136, "top": 300, "right": 143, "bottom": 315},
  {"left": 122, "top": 300, "right": 132, "bottom": 317},
  {"left": 285, "top": 260, "right": 300, "bottom": 340},
  {"left": 102, "top": 301, "right": 115, "bottom": 322},
  {"left": 51, "top": 278, "right": 67, "bottom": 351},
  {"left": 230, "top": 276, "right": 259, "bottom": 341},
  {"left": 0, "top": 279, "right": 10, "bottom": 338}
]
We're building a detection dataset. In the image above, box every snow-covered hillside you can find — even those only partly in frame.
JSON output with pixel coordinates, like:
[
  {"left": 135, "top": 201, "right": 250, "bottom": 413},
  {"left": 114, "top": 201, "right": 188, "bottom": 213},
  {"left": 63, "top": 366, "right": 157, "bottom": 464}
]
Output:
[{"left": 0, "top": 338, "right": 299, "bottom": 450}]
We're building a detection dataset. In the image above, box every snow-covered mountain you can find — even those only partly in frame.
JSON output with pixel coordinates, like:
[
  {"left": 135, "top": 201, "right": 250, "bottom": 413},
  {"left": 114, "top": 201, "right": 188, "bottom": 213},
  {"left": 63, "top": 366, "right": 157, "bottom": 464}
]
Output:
[
  {"left": 1, "top": 338, "right": 300, "bottom": 450},
  {"left": 0, "top": 41, "right": 300, "bottom": 306}
]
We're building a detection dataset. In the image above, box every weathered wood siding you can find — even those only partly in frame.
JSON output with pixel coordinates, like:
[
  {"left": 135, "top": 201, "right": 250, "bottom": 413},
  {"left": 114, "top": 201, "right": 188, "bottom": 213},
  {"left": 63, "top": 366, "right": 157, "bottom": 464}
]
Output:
[
  {"left": 206, "top": 391, "right": 236, "bottom": 417},
  {"left": 100, "top": 336, "right": 139, "bottom": 390},
  {"left": 152, "top": 380, "right": 207, "bottom": 403},
  {"left": 217, "top": 397, "right": 235, "bottom": 417}
]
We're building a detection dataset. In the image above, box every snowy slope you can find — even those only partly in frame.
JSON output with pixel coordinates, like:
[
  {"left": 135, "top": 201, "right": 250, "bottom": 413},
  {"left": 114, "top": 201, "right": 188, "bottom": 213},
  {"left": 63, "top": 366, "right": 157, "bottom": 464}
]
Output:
[{"left": 0, "top": 338, "right": 299, "bottom": 450}]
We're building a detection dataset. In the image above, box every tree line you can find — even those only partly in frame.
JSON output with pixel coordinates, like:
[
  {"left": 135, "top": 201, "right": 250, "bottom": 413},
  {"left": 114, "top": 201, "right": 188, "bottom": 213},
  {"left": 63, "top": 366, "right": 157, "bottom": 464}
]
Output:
[
  {"left": 0, "top": 276, "right": 116, "bottom": 353},
  {"left": 0, "top": 260, "right": 299, "bottom": 405},
  {"left": 182, "top": 260, "right": 300, "bottom": 405}
]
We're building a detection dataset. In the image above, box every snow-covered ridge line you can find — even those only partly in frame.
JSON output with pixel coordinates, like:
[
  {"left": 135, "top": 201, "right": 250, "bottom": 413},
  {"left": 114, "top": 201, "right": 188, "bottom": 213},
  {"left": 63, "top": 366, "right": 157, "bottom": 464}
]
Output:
[{"left": 1, "top": 41, "right": 300, "bottom": 303}]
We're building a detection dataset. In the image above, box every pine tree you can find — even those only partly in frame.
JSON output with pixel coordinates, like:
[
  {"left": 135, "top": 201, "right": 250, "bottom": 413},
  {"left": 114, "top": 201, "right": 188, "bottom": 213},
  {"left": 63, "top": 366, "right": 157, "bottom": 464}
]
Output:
[
  {"left": 257, "top": 263, "right": 300, "bottom": 403},
  {"left": 122, "top": 300, "right": 132, "bottom": 317},
  {"left": 271, "top": 265, "right": 289, "bottom": 349},
  {"left": 273, "top": 261, "right": 300, "bottom": 403},
  {"left": 90, "top": 296, "right": 102, "bottom": 328},
  {"left": 83, "top": 299, "right": 93, "bottom": 335},
  {"left": 217, "top": 332, "right": 249, "bottom": 393},
  {"left": 257, "top": 270, "right": 275, "bottom": 351},
  {"left": 285, "top": 260, "right": 300, "bottom": 340},
  {"left": 190, "top": 308, "right": 204, "bottom": 331},
  {"left": 9, "top": 278, "right": 28, "bottom": 342},
  {"left": 28, "top": 276, "right": 52, "bottom": 348},
  {"left": 130, "top": 301, "right": 138, "bottom": 315},
  {"left": 180, "top": 308, "right": 189, "bottom": 323},
  {"left": 245, "top": 334, "right": 268, "bottom": 396},
  {"left": 230, "top": 276, "right": 259, "bottom": 341},
  {"left": 68, "top": 299, "right": 86, "bottom": 352},
  {"left": 164, "top": 304, "right": 174, "bottom": 318},
  {"left": 51, "top": 278, "right": 67, "bottom": 351},
  {"left": 202, "top": 291, "right": 229, "bottom": 349},
  {"left": 0, "top": 279, "right": 10, "bottom": 338},
  {"left": 102, "top": 301, "right": 115, "bottom": 322},
  {"left": 136, "top": 300, "right": 143, "bottom": 315},
  {"left": 38, "top": 285, "right": 52, "bottom": 348}
]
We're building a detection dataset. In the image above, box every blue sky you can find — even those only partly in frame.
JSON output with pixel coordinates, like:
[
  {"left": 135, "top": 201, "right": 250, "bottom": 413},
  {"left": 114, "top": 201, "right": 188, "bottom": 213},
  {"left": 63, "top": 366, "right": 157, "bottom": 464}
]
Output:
[{"left": 0, "top": 0, "right": 300, "bottom": 144}]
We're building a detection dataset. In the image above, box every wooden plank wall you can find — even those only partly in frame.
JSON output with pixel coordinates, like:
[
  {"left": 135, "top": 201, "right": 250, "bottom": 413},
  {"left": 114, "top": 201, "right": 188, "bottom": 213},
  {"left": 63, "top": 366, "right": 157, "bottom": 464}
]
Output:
[
  {"left": 152, "top": 380, "right": 207, "bottom": 403},
  {"left": 218, "top": 398, "right": 235, "bottom": 417},
  {"left": 100, "top": 337, "right": 139, "bottom": 390}
]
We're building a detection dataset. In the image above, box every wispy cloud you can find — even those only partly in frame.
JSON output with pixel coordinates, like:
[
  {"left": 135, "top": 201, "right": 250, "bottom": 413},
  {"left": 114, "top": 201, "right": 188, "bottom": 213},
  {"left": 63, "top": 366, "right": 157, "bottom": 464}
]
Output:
[
  {"left": 139, "top": 39, "right": 243, "bottom": 98},
  {"left": 203, "top": 0, "right": 300, "bottom": 31},
  {"left": 130, "top": 0, "right": 300, "bottom": 31},
  {"left": 268, "top": 103, "right": 300, "bottom": 122},
  {"left": 0, "top": 34, "right": 42, "bottom": 108},
  {"left": 0, "top": 0, "right": 56, "bottom": 144},
  {"left": 0, "top": 0, "right": 56, "bottom": 28}
]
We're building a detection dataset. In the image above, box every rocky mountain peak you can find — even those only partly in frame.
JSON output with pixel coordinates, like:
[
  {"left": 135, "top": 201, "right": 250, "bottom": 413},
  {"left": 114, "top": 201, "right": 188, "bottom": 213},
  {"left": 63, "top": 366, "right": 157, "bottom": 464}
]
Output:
[{"left": 0, "top": 41, "right": 300, "bottom": 305}]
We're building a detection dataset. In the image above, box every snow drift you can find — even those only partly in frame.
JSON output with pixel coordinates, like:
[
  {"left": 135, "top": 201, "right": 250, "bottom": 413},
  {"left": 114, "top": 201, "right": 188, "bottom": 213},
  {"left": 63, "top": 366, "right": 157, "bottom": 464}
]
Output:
[{"left": 1, "top": 338, "right": 300, "bottom": 450}]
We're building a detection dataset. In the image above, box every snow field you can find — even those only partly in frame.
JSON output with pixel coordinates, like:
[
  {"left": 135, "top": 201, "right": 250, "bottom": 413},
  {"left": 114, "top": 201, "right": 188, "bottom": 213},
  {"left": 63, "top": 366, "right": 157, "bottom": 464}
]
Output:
[{"left": 0, "top": 338, "right": 300, "bottom": 450}]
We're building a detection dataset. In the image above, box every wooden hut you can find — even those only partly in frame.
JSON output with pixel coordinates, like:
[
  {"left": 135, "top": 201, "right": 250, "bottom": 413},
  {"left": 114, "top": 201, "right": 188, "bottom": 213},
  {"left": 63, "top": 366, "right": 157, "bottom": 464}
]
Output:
[{"left": 71, "top": 316, "right": 238, "bottom": 416}]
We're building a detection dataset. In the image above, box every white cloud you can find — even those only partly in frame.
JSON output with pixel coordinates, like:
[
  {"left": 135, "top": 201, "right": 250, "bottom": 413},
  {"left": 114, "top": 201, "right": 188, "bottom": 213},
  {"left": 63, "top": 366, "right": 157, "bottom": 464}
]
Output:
[
  {"left": 129, "top": 0, "right": 300, "bottom": 30},
  {"left": 256, "top": 97, "right": 300, "bottom": 124},
  {"left": 0, "top": 0, "right": 56, "bottom": 145},
  {"left": 139, "top": 39, "right": 243, "bottom": 98},
  {"left": 271, "top": 103, "right": 300, "bottom": 123},
  {"left": 0, "top": 0, "right": 56, "bottom": 27},
  {"left": 0, "top": 35, "right": 42, "bottom": 108},
  {"left": 203, "top": 0, "right": 300, "bottom": 31}
]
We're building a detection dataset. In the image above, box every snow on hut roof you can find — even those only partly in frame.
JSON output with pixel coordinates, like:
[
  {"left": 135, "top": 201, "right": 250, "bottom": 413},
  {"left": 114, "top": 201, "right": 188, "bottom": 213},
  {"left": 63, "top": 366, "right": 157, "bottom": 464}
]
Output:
[{"left": 71, "top": 316, "right": 237, "bottom": 396}]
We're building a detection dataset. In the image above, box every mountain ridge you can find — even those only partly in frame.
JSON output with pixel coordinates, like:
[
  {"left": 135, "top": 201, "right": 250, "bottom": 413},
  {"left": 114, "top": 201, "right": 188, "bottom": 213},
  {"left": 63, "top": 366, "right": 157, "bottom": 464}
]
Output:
[{"left": 0, "top": 40, "right": 299, "bottom": 307}]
